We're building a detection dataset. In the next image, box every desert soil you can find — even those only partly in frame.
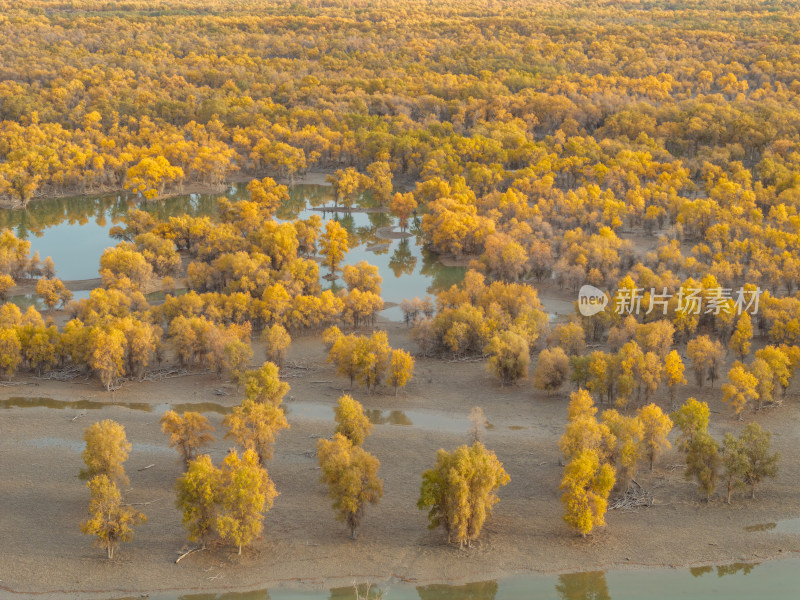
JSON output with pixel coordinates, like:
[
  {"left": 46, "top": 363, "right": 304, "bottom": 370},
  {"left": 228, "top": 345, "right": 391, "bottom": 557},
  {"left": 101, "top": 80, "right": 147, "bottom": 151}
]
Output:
[{"left": 1, "top": 318, "right": 799, "bottom": 599}]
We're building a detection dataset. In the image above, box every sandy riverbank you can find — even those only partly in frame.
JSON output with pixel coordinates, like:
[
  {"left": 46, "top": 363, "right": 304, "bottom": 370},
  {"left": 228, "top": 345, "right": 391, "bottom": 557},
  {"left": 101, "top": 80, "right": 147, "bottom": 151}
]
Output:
[{"left": 1, "top": 319, "right": 799, "bottom": 598}]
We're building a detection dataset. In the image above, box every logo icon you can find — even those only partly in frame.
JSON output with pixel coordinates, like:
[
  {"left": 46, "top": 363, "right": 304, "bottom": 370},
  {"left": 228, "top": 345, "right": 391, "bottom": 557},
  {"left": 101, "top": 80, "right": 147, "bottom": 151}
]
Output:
[{"left": 577, "top": 285, "right": 608, "bottom": 317}]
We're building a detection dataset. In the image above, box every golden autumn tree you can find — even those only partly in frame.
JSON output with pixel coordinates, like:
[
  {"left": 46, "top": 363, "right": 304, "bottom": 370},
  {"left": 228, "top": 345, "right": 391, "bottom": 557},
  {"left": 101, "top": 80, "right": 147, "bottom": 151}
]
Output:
[
  {"left": 223, "top": 399, "right": 289, "bottom": 464},
  {"left": 729, "top": 312, "right": 753, "bottom": 360},
  {"left": 160, "top": 410, "right": 215, "bottom": 468},
  {"left": 80, "top": 419, "right": 132, "bottom": 486},
  {"left": 559, "top": 389, "right": 613, "bottom": 462},
  {"left": 389, "top": 192, "right": 417, "bottom": 232},
  {"left": 0, "top": 327, "right": 22, "bottom": 379},
  {"left": 365, "top": 160, "right": 393, "bottom": 206},
  {"left": 247, "top": 177, "right": 288, "bottom": 217},
  {"left": 238, "top": 361, "right": 290, "bottom": 406},
  {"left": 686, "top": 335, "right": 724, "bottom": 388},
  {"left": 0, "top": 274, "right": 15, "bottom": 302},
  {"left": 334, "top": 394, "right": 373, "bottom": 446},
  {"left": 215, "top": 449, "right": 278, "bottom": 555},
  {"left": 636, "top": 403, "right": 673, "bottom": 471},
  {"left": 387, "top": 348, "right": 415, "bottom": 396},
  {"left": 80, "top": 475, "right": 146, "bottom": 559},
  {"left": 560, "top": 449, "right": 615, "bottom": 537},
  {"left": 262, "top": 324, "right": 291, "bottom": 367},
  {"left": 417, "top": 442, "right": 510, "bottom": 548},
  {"left": 326, "top": 168, "right": 362, "bottom": 209},
  {"left": 721, "top": 362, "right": 759, "bottom": 417},
  {"left": 320, "top": 220, "right": 350, "bottom": 274},
  {"left": 125, "top": 155, "right": 184, "bottom": 200},
  {"left": 317, "top": 433, "right": 383, "bottom": 539},
  {"left": 35, "top": 277, "right": 72, "bottom": 309},
  {"left": 485, "top": 330, "right": 530, "bottom": 386},
  {"left": 87, "top": 326, "right": 126, "bottom": 391},
  {"left": 663, "top": 350, "right": 687, "bottom": 408},
  {"left": 600, "top": 409, "right": 643, "bottom": 490},
  {"left": 175, "top": 454, "right": 219, "bottom": 549},
  {"left": 671, "top": 397, "right": 710, "bottom": 452}
]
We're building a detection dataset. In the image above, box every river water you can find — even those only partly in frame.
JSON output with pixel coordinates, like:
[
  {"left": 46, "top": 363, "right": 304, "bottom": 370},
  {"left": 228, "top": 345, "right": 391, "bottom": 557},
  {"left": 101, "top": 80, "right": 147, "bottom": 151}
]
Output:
[{"left": 139, "top": 558, "right": 799, "bottom": 599}]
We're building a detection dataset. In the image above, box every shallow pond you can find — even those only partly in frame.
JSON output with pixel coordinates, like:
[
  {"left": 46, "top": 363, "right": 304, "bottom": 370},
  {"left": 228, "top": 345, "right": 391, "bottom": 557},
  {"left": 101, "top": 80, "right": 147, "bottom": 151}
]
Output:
[
  {"left": 284, "top": 399, "right": 473, "bottom": 433},
  {"left": 135, "top": 559, "right": 800, "bottom": 599},
  {"left": 0, "top": 396, "right": 232, "bottom": 415},
  {"left": 0, "top": 183, "right": 466, "bottom": 317}
]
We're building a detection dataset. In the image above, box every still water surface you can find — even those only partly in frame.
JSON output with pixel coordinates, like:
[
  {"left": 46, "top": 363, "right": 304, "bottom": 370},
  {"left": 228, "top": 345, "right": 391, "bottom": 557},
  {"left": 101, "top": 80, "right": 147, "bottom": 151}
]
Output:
[{"left": 136, "top": 559, "right": 800, "bottom": 599}]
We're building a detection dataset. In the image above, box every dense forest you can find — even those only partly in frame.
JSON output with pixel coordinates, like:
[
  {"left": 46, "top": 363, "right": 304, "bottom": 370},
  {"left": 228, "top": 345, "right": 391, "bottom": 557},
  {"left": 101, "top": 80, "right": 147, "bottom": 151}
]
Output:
[{"left": 1, "top": 0, "right": 799, "bottom": 564}]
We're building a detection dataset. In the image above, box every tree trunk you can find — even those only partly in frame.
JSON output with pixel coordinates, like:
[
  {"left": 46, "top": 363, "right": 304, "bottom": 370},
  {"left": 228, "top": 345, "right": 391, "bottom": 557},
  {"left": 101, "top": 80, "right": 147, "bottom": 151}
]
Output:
[
  {"left": 238, "top": 543, "right": 242, "bottom": 555},
  {"left": 350, "top": 527, "right": 356, "bottom": 540}
]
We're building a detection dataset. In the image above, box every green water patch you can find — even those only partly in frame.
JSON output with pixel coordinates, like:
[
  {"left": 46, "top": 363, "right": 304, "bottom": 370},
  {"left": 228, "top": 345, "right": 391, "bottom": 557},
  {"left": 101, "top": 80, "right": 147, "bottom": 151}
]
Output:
[
  {"left": 0, "top": 396, "right": 232, "bottom": 415},
  {"left": 745, "top": 518, "right": 800, "bottom": 534},
  {"left": 284, "top": 400, "right": 472, "bottom": 433},
  {"left": 138, "top": 559, "right": 800, "bottom": 599}
]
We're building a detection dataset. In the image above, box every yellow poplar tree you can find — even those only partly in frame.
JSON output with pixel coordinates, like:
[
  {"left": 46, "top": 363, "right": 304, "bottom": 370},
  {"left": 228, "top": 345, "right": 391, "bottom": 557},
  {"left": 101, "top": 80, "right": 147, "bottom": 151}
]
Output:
[
  {"left": 175, "top": 454, "right": 219, "bottom": 548},
  {"left": 636, "top": 404, "right": 673, "bottom": 471},
  {"left": 263, "top": 324, "right": 291, "bottom": 367},
  {"left": 559, "top": 390, "right": 614, "bottom": 462},
  {"left": 560, "top": 449, "right": 615, "bottom": 537},
  {"left": 87, "top": 326, "right": 126, "bottom": 391},
  {"left": 417, "top": 442, "right": 510, "bottom": 548},
  {"left": 160, "top": 410, "right": 215, "bottom": 468},
  {"left": 237, "top": 361, "right": 290, "bottom": 406},
  {"left": 387, "top": 348, "right": 415, "bottom": 397},
  {"left": 317, "top": 433, "right": 383, "bottom": 539},
  {"left": 729, "top": 313, "right": 753, "bottom": 360},
  {"left": 722, "top": 362, "right": 759, "bottom": 417},
  {"left": 334, "top": 394, "right": 373, "bottom": 446},
  {"left": 485, "top": 330, "right": 530, "bottom": 386},
  {"left": 0, "top": 326, "right": 22, "bottom": 379},
  {"left": 671, "top": 397, "right": 710, "bottom": 452},
  {"left": 320, "top": 220, "right": 350, "bottom": 274},
  {"left": 600, "top": 409, "right": 643, "bottom": 490},
  {"left": 663, "top": 350, "right": 687, "bottom": 408},
  {"left": 81, "top": 475, "right": 146, "bottom": 559},
  {"left": 223, "top": 399, "right": 289, "bottom": 464},
  {"left": 80, "top": 419, "right": 132, "bottom": 486},
  {"left": 216, "top": 449, "right": 277, "bottom": 555}
]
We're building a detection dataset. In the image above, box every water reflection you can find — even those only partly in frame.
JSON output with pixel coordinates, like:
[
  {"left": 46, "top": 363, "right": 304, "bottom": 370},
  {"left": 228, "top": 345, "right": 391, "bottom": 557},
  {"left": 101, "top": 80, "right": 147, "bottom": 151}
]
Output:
[
  {"left": 417, "top": 580, "right": 498, "bottom": 600},
  {"left": 745, "top": 523, "right": 777, "bottom": 532},
  {"left": 690, "top": 562, "right": 760, "bottom": 578},
  {"left": 329, "top": 584, "right": 385, "bottom": 600},
  {"left": 0, "top": 396, "right": 232, "bottom": 414},
  {"left": 366, "top": 409, "right": 413, "bottom": 426},
  {"left": 389, "top": 238, "right": 418, "bottom": 277},
  {"left": 555, "top": 571, "right": 610, "bottom": 600},
  {"left": 286, "top": 400, "right": 470, "bottom": 433},
  {"left": 55, "top": 558, "right": 800, "bottom": 599},
  {"left": 0, "top": 182, "right": 466, "bottom": 310},
  {"left": 177, "top": 591, "right": 269, "bottom": 600},
  {"left": 0, "top": 396, "right": 152, "bottom": 412}
]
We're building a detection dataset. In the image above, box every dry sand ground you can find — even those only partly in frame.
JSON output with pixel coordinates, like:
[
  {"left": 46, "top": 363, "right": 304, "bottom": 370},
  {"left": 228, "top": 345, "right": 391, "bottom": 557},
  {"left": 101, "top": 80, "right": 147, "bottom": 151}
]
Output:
[{"left": 2, "top": 318, "right": 800, "bottom": 599}]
